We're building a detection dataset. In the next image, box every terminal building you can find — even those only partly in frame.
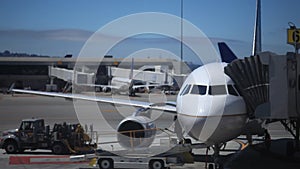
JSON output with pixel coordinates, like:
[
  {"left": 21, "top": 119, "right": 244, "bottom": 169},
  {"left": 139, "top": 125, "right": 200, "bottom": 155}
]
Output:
[{"left": 0, "top": 56, "right": 188, "bottom": 92}]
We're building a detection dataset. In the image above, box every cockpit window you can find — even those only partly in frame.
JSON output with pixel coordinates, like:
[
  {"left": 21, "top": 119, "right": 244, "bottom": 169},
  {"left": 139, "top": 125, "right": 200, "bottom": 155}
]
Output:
[
  {"left": 227, "top": 85, "right": 239, "bottom": 96},
  {"left": 180, "top": 84, "right": 191, "bottom": 96},
  {"left": 190, "top": 85, "right": 207, "bottom": 95},
  {"left": 208, "top": 85, "right": 227, "bottom": 95}
]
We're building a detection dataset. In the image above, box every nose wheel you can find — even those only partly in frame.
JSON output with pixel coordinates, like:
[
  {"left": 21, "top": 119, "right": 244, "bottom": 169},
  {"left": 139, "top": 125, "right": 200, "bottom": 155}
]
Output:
[{"left": 205, "top": 144, "right": 224, "bottom": 169}]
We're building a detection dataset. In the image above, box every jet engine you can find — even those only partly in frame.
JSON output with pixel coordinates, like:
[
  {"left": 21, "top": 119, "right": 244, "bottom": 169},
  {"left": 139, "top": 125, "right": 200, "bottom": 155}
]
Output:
[{"left": 117, "top": 116, "right": 156, "bottom": 149}]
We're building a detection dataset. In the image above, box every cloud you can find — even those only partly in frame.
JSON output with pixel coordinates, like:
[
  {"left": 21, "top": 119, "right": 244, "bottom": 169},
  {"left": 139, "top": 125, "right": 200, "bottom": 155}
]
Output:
[
  {"left": 0, "top": 28, "right": 253, "bottom": 60},
  {"left": 0, "top": 28, "right": 247, "bottom": 44},
  {"left": 208, "top": 37, "right": 246, "bottom": 44},
  {"left": 0, "top": 29, "right": 93, "bottom": 42}
]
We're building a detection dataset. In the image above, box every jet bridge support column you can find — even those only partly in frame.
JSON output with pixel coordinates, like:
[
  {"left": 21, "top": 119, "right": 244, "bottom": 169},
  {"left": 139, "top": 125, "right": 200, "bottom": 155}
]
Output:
[
  {"left": 296, "top": 118, "right": 300, "bottom": 150},
  {"left": 296, "top": 52, "right": 300, "bottom": 150}
]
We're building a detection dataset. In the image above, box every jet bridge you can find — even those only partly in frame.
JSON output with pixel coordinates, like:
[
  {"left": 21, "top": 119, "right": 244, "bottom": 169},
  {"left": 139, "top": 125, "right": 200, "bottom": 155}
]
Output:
[
  {"left": 225, "top": 51, "right": 300, "bottom": 151},
  {"left": 110, "top": 66, "right": 174, "bottom": 85},
  {"left": 48, "top": 66, "right": 95, "bottom": 91}
]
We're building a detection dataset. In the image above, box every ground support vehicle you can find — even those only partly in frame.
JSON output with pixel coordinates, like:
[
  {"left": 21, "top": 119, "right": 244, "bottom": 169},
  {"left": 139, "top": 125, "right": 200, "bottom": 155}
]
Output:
[
  {"left": 0, "top": 118, "right": 96, "bottom": 154},
  {"left": 72, "top": 144, "right": 194, "bottom": 169}
]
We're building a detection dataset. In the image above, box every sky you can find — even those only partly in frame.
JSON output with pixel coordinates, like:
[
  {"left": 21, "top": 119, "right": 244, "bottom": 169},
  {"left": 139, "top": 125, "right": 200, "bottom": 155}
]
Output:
[{"left": 0, "top": 0, "right": 299, "bottom": 64}]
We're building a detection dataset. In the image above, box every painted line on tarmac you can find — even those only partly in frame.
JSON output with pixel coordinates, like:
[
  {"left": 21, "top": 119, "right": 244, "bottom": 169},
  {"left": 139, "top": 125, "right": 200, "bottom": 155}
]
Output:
[
  {"left": 12, "top": 94, "right": 36, "bottom": 97},
  {"left": 234, "top": 139, "right": 249, "bottom": 150},
  {"left": 9, "top": 155, "right": 89, "bottom": 165}
]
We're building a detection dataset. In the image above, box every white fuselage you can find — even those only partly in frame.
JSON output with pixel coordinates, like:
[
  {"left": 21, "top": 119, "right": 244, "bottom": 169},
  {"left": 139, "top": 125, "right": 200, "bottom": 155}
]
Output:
[
  {"left": 111, "top": 77, "right": 133, "bottom": 92},
  {"left": 176, "top": 62, "right": 247, "bottom": 146}
]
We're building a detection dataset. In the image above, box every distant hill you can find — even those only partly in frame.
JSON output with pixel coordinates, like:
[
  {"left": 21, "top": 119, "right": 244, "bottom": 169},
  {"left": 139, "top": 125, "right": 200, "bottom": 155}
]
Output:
[{"left": 0, "top": 50, "right": 50, "bottom": 57}]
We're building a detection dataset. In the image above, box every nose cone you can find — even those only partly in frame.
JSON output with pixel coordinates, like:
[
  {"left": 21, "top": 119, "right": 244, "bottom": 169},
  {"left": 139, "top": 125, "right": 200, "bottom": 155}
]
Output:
[
  {"left": 177, "top": 62, "right": 230, "bottom": 119},
  {"left": 176, "top": 63, "right": 247, "bottom": 145},
  {"left": 178, "top": 94, "right": 246, "bottom": 145}
]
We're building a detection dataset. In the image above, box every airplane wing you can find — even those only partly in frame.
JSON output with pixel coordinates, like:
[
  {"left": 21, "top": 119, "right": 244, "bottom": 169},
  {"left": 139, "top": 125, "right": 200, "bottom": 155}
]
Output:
[
  {"left": 77, "top": 84, "right": 120, "bottom": 90},
  {"left": 132, "top": 84, "right": 160, "bottom": 89},
  {"left": 12, "top": 89, "right": 177, "bottom": 113},
  {"left": 82, "top": 83, "right": 172, "bottom": 91},
  {"left": 78, "top": 83, "right": 157, "bottom": 90}
]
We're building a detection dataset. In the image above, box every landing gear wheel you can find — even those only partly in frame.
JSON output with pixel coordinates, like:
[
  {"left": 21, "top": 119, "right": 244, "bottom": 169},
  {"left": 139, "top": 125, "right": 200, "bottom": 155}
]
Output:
[
  {"left": 149, "top": 159, "right": 165, "bottom": 169},
  {"left": 208, "top": 163, "right": 214, "bottom": 169},
  {"left": 4, "top": 141, "right": 18, "bottom": 154},
  {"left": 18, "top": 148, "right": 25, "bottom": 153},
  {"left": 98, "top": 158, "right": 113, "bottom": 169},
  {"left": 52, "top": 143, "right": 66, "bottom": 155},
  {"left": 184, "top": 138, "right": 192, "bottom": 144},
  {"left": 286, "top": 141, "right": 295, "bottom": 157}
]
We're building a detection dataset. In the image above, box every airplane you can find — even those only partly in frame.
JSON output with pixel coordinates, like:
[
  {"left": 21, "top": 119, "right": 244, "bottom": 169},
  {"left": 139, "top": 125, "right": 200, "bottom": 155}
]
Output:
[
  {"left": 11, "top": 0, "right": 263, "bottom": 166},
  {"left": 11, "top": 44, "right": 253, "bottom": 168},
  {"left": 80, "top": 77, "right": 150, "bottom": 96},
  {"left": 10, "top": 42, "right": 258, "bottom": 161},
  {"left": 79, "top": 58, "right": 173, "bottom": 96},
  {"left": 11, "top": 51, "right": 246, "bottom": 152}
]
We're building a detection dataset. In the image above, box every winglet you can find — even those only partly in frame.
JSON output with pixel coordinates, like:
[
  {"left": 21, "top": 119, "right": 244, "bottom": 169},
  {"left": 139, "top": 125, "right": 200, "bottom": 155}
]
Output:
[{"left": 218, "top": 42, "right": 238, "bottom": 63}]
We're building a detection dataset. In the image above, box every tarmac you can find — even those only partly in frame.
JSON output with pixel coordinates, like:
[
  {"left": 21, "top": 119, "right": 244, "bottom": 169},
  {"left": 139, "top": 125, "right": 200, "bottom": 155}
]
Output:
[{"left": 0, "top": 93, "right": 299, "bottom": 169}]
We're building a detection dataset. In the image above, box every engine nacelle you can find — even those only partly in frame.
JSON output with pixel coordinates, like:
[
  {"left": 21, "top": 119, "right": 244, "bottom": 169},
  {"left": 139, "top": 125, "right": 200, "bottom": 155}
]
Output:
[{"left": 117, "top": 116, "right": 156, "bottom": 149}]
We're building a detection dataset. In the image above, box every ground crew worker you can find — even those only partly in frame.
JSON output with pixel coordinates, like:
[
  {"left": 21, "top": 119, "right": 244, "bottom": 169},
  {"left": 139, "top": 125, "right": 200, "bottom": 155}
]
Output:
[{"left": 264, "top": 129, "right": 271, "bottom": 151}]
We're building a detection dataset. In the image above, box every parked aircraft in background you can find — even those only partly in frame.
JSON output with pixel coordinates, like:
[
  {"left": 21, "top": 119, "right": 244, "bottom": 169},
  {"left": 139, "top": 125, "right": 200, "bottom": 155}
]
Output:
[{"left": 80, "top": 58, "right": 175, "bottom": 96}]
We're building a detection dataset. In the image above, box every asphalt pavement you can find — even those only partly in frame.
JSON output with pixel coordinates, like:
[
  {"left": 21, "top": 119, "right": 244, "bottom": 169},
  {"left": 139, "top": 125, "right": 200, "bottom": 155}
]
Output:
[{"left": 0, "top": 93, "right": 299, "bottom": 169}]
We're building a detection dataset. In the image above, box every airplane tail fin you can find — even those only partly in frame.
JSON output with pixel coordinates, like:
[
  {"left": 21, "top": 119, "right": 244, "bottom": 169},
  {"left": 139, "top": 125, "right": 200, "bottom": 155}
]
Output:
[
  {"left": 7, "top": 82, "right": 15, "bottom": 94},
  {"left": 129, "top": 58, "right": 134, "bottom": 80},
  {"left": 252, "top": 0, "right": 262, "bottom": 56},
  {"left": 128, "top": 58, "right": 135, "bottom": 96},
  {"left": 218, "top": 42, "right": 238, "bottom": 63},
  {"left": 219, "top": 0, "right": 261, "bottom": 62}
]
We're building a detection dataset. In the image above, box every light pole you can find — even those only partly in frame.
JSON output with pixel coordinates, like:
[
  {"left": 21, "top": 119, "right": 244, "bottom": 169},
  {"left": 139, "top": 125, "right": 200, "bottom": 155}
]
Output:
[{"left": 180, "top": 0, "right": 183, "bottom": 74}]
